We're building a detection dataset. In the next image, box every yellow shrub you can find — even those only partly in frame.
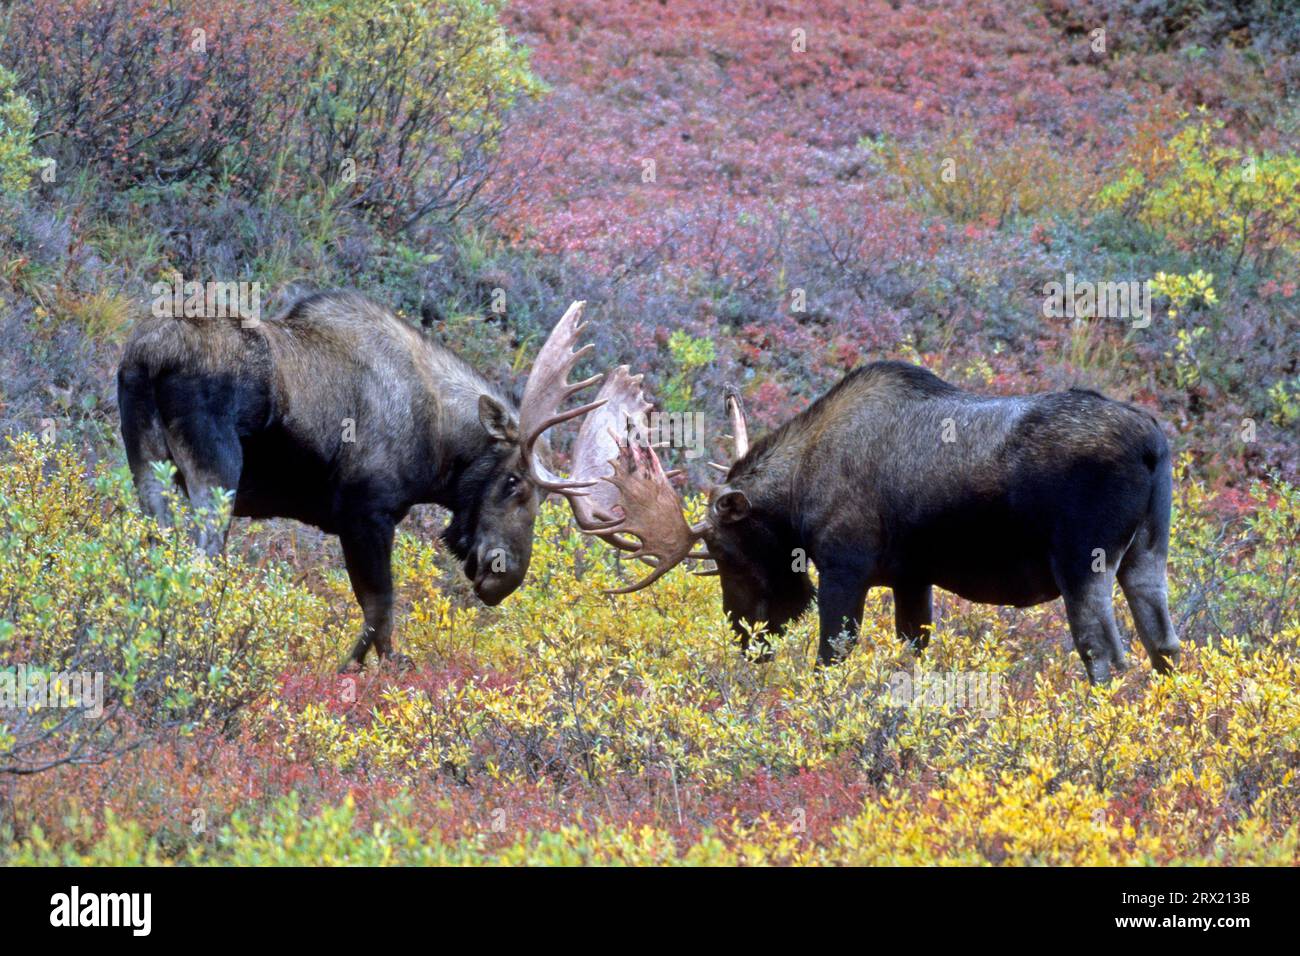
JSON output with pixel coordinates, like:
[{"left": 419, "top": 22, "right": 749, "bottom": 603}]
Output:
[
  {"left": 1100, "top": 109, "right": 1300, "bottom": 271},
  {"left": 0, "top": 65, "right": 41, "bottom": 194},
  {"left": 886, "top": 129, "right": 1095, "bottom": 225},
  {"left": 4, "top": 435, "right": 1298, "bottom": 865},
  {"left": 0, "top": 437, "right": 324, "bottom": 772}
]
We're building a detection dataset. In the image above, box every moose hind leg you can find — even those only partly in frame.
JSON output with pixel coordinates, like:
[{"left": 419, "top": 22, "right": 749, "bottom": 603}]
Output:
[
  {"left": 118, "top": 368, "right": 173, "bottom": 527},
  {"left": 1052, "top": 554, "right": 1129, "bottom": 684},
  {"left": 152, "top": 369, "right": 249, "bottom": 556},
  {"left": 1118, "top": 535, "right": 1179, "bottom": 674}
]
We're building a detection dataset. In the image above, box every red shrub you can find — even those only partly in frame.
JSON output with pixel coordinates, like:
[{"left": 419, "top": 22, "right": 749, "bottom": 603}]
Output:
[{"left": 4, "top": 0, "right": 306, "bottom": 189}]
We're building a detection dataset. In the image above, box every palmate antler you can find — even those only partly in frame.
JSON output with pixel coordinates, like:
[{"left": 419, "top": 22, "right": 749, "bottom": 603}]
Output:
[
  {"left": 519, "top": 301, "right": 607, "bottom": 495},
  {"left": 594, "top": 442, "right": 713, "bottom": 593},
  {"left": 567, "top": 365, "right": 651, "bottom": 548},
  {"left": 518, "top": 303, "right": 754, "bottom": 594},
  {"left": 570, "top": 375, "right": 752, "bottom": 593}
]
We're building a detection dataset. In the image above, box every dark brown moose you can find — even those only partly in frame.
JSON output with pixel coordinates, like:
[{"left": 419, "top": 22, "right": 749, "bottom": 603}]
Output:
[
  {"left": 571, "top": 362, "right": 1180, "bottom": 683},
  {"left": 117, "top": 292, "right": 604, "bottom": 670}
]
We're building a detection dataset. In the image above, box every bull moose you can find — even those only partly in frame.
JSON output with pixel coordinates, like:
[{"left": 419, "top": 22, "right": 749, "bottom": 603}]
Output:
[
  {"left": 117, "top": 291, "right": 604, "bottom": 670},
  {"left": 570, "top": 362, "right": 1180, "bottom": 683}
]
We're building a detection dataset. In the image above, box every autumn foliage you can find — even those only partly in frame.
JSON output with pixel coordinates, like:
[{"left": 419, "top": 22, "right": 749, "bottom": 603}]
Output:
[
  {"left": 2, "top": 441, "right": 1298, "bottom": 864},
  {"left": 2, "top": 0, "right": 538, "bottom": 227},
  {"left": 0, "top": 0, "right": 1297, "bottom": 865}
]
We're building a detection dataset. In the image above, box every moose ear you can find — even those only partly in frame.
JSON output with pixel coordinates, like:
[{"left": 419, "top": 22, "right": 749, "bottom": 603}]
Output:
[
  {"left": 478, "top": 394, "right": 519, "bottom": 443},
  {"left": 713, "top": 488, "right": 751, "bottom": 523}
]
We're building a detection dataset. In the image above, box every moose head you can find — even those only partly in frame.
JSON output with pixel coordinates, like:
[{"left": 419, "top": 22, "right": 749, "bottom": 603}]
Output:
[{"left": 443, "top": 301, "right": 608, "bottom": 606}]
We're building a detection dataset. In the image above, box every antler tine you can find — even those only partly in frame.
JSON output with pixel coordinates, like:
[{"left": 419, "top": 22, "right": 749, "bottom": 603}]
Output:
[
  {"left": 587, "top": 440, "right": 711, "bottom": 594},
  {"left": 603, "top": 555, "right": 684, "bottom": 594},
  {"left": 724, "top": 385, "right": 749, "bottom": 463},
  {"left": 519, "top": 301, "right": 606, "bottom": 493}
]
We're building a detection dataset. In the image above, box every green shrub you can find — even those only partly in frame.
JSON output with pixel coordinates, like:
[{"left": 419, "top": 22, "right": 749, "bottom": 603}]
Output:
[
  {"left": 294, "top": 0, "right": 544, "bottom": 230},
  {"left": 1099, "top": 111, "right": 1300, "bottom": 273},
  {"left": 0, "top": 65, "right": 40, "bottom": 194},
  {"left": 2, "top": 0, "right": 303, "bottom": 190},
  {"left": 0, "top": 437, "right": 325, "bottom": 775},
  {"left": 1, "top": 0, "right": 541, "bottom": 230},
  {"left": 662, "top": 330, "right": 716, "bottom": 413}
]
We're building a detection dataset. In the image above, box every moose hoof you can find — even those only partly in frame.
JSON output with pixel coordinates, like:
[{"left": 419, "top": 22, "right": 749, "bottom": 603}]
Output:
[
  {"left": 1150, "top": 649, "right": 1179, "bottom": 675},
  {"left": 380, "top": 651, "right": 414, "bottom": 672}
]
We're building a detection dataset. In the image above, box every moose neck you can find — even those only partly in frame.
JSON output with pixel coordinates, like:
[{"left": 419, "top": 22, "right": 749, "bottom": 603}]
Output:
[
  {"left": 727, "top": 439, "right": 807, "bottom": 546},
  {"left": 753, "top": 498, "right": 807, "bottom": 566}
]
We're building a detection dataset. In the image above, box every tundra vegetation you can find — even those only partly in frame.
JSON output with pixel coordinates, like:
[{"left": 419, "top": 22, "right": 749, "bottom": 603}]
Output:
[{"left": 0, "top": 0, "right": 1298, "bottom": 864}]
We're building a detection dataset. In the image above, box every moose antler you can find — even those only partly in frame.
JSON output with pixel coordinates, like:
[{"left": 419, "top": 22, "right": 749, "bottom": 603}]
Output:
[
  {"left": 568, "top": 369, "right": 723, "bottom": 593},
  {"left": 709, "top": 385, "right": 751, "bottom": 474},
  {"left": 725, "top": 385, "right": 749, "bottom": 461},
  {"left": 567, "top": 365, "right": 651, "bottom": 546},
  {"left": 586, "top": 440, "right": 712, "bottom": 593},
  {"left": 519, "top": 301, "right": 606, "bottom": 493}
]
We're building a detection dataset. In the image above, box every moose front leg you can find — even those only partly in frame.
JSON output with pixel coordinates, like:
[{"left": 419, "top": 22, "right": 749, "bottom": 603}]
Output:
[
  {"left": 338, "top": 513, "right": 400, "bottom": 671},
  {"left": 816, "top": 570, "right": 870, "bottom": 666},
  {"left": 893, "top": 582, "right": 933, "bottom": 651}
]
